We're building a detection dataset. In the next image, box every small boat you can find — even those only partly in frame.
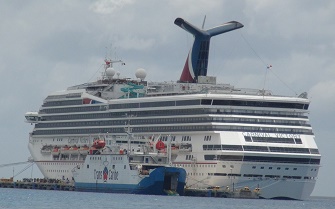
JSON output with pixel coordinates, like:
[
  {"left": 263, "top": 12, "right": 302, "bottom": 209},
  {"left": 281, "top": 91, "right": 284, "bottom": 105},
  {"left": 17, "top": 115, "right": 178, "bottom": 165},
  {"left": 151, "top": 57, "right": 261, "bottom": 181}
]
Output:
[{"left": 72, "top": 140, "right": 186, "bottom": 195}]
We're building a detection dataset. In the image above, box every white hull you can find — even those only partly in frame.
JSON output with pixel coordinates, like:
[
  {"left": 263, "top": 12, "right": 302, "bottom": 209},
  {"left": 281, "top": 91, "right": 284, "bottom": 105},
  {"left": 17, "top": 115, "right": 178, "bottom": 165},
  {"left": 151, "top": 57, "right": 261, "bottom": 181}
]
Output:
[
  {"left": 182, "top": 161, "right": 317, "bottom": 200},
  {"left": 28, "top": 131, "right": 319, "bottom": 199},
  {"left": 25, "top": 17, "right": 320, "bottom": 200}
]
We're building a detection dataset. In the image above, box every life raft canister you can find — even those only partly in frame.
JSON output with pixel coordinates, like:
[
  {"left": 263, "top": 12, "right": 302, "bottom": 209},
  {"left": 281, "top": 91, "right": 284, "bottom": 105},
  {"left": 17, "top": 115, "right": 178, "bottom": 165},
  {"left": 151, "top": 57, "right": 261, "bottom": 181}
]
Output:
[{"left": 155, "top": 140, "right": 165, "bottom": 150}]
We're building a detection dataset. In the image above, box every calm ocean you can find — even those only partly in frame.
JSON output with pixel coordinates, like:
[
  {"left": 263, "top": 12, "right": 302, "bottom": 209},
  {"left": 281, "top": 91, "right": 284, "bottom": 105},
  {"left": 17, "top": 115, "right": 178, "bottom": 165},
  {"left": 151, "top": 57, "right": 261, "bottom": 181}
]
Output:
[{"left": 0, "top": 188, "right": 334, "bottom": 209}]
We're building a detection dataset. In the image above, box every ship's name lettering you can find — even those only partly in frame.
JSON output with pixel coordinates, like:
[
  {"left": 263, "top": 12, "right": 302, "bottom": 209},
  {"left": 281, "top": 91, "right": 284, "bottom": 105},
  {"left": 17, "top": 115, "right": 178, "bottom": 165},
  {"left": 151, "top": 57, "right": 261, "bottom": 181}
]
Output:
[
  {"left": 242, "top": 132, "right": 300, "bottom": 139},
  {"left": 242, "top": 132, "right": 271, "bottom": 137},
  {"left": 93, "top": 169, "right": 119, "bottom": 181},
  {"left": 274, "top": 133, "right": 300, "bottom": 139}
]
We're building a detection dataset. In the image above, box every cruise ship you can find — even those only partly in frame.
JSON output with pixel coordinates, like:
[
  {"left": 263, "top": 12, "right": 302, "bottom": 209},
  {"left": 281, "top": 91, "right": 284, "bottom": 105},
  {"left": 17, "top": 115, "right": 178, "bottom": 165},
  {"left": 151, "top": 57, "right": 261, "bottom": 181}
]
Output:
[{"left": 25, "top": 17, "right": 321, "bottom": 200}]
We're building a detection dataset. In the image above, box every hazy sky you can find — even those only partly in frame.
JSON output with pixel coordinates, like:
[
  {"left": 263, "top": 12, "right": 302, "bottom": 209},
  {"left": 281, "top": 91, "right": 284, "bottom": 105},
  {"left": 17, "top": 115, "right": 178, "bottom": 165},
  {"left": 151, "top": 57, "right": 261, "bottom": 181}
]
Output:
[{"left": 0, "top": 0, "right": 334, "bottom": 197}]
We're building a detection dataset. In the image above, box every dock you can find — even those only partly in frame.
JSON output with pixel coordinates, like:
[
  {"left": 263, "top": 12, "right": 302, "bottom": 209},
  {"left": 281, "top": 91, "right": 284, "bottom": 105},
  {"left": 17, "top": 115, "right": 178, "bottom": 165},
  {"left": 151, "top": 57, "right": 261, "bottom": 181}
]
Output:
[
  {"left": 1, "top": 177, "right": 260, "bottom": 199},
  {"left": 184, "top": 186, "right": 261, "bottom": 199},
  {"left": 0, "top": 177, "right": 74, "bottom": 191}
]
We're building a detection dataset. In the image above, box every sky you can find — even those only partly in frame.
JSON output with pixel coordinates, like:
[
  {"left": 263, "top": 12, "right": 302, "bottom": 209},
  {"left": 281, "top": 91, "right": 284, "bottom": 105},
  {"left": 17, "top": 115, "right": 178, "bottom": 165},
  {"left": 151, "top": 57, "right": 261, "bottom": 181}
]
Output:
[{"left": 0, "top": 0, "right": 334, "bottom": 197}]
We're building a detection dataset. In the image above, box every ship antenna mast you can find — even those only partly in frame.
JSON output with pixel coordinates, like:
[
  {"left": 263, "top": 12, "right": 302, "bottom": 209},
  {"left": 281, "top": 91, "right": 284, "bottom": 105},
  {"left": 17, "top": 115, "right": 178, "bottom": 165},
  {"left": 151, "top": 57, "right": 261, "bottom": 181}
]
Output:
[
  {"left": 201, "top": 15, "right": 206, "bottom": 29},
  {"left": 103, "top": 44, "right": 126, "bottom": 78}
]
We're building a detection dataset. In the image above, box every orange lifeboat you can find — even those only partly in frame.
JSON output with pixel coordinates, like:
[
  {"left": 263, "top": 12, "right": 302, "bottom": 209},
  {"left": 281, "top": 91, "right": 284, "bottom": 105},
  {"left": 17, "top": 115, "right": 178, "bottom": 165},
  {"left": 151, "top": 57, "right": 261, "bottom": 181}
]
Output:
[
  {"left": 52, "top": 146, "right": 60, "bottom": 156},
  {"left": 61, "top": 145, "right": 70, "bottom": 155},
  {"left": 92, "top": 139, "right": 106, "bottom": 149},
  {"left": 68, "top": 145, "right": 79, "bottom": 155}
]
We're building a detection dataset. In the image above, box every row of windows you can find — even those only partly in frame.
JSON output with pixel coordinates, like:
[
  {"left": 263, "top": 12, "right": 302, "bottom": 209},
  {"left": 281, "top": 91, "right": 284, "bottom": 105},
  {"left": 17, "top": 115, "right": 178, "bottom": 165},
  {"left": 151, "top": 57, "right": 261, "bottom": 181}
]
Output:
[
  {"left": 89, "top": 156, "right": 123, "bottom": 161},
  {"left": 36, "top": 116, "right": 310, "bottom": 129},
  {"left": 46, "top": 169, "right": 69, "bottom": 173},
  {"left": 212, "top": 109, "right": 306, "bottom": 118},
  {"left": 43, "top": 99, "right": 83, "bottom": 107},
  {"left": 182, "top": 136, "right": 192, "bottom": 141},
  {"left": 213, "top": 117, "right": 309, "bottom": 127},
  {"left": 108, "top": 139, "right": 143, "bottom": 144},
  {"left": 203, "top": 145, "right": 244, "bottom": 151},
  {"left": 204, "top": 135, "right": 212, "bottom": 141},
  {"left": 40, "top": 108, "right": 307, "bottom": 122},
  {"left": 45, "top": 93, "right": 82, "bottom": 101},
  {"left": 110, "top": 100, "right": 200, "bottom": 109},
  {"left": 201, "top": 99, "right": 309, "bottom": 110},
  {"left": 215, "top": 144, "right": 320, "bottom": 155},
  {"left": 41, "top": 162, "right": 78, "bottom": 165},
  {"left": 43, "top": 98, "right": 309, "bottom": 111},
  {"left": 41, "top": 100, "right": 201, "bottom": 113},
  {"left": 32, "top": 124, "right": 313, "bottom": 136},
  {"left": 251, "top": 165, "right": 317, "bottom": 172},
  {"left": 41, "top": 105, "right": 102, "bottom": 114},
  {"left": 174, "top": 164, "right": 316, "bottom": 180},
  {"left": 176, "top": 163, "right": 215, "bottom": 168},
  {"left": 208, "top": 173, "right": 308, "bottom": 180},
  {"left": 186, "top": 155, "right": 194, "bottom": 160},
  {"left": 42, "top": 94, "right": 310, "bottom": 114},
  {"left": 86, "top": 164, "right": 127, "bottom": 169},
  {"left": 204, "top": 155, "right": 321, "bottom": 164},
  {"left": 244, "top": 136, "right": 302, "bottom": 144},
  {"left": 158, "top": 136, "right": 176, "bottom": 142}
]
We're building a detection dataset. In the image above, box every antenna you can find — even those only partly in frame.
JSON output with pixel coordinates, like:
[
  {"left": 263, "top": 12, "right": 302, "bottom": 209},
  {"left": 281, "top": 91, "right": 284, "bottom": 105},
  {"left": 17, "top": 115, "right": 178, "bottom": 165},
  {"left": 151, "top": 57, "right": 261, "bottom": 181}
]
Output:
[{"left": 202, "top": 15, "right": 206, "bottom": 29}]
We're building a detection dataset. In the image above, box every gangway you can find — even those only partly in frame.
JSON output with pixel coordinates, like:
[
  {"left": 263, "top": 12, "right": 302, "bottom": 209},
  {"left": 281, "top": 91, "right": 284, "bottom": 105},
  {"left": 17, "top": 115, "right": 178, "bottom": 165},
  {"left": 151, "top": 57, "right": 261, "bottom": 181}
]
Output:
[
  {"left": 0, "top": 160, "right": 35, "bottom": 178},
  {"left": 0, "top": 161, "right": 31, "bottom": 168}
]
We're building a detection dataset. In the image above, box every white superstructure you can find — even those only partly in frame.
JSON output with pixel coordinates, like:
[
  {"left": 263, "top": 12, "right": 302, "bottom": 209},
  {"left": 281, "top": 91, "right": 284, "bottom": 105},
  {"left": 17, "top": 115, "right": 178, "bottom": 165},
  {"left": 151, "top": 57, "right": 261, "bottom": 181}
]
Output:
[{"left": 25, "top": 17, "right": 321, "bottom": 200}]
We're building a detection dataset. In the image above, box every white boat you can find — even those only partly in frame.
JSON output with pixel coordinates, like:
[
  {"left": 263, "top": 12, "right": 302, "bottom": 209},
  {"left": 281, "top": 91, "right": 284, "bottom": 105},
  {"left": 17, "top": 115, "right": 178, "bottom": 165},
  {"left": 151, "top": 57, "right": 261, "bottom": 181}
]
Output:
[
  {"left": 72, "top": 139, "right": 186, "bottom": 195},
  {"left": 25, "top": 17, "right": 321, "bottom": 200}
]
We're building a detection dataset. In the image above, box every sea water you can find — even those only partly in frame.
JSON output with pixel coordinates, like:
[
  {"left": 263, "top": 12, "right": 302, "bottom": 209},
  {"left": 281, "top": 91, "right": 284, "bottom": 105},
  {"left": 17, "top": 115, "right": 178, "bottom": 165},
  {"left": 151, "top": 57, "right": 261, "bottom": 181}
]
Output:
[{"left": 0, "top": 188, "right": 334, "bottom": 209}]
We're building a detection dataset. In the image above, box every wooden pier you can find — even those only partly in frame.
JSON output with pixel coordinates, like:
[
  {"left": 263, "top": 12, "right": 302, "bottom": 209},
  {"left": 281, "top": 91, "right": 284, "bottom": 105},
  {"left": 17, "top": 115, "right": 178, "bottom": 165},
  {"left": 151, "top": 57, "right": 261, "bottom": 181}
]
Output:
[
  {"left": 0, "top": 177, "right": 74, "bottom": 191},
  {"left": 1, "top": 177, "right": 260, "bottom": 199}
]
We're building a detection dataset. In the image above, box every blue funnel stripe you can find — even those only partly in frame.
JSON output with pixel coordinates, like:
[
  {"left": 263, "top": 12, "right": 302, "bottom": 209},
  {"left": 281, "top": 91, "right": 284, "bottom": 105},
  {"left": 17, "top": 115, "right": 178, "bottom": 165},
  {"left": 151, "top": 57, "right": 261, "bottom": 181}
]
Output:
[{"left": 175, "top": 18, "right": 244, "bottom": 83}]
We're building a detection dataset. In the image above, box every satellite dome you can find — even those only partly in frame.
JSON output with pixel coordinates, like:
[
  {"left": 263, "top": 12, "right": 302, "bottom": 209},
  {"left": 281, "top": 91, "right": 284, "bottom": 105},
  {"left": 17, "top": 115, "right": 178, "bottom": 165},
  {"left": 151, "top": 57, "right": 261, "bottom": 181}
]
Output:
[
  {"left": 106, "top": 67, "right": 116, "bottom": 77},
  {"left": 135, "top": 68, "right": 147, "bottom": 80}
]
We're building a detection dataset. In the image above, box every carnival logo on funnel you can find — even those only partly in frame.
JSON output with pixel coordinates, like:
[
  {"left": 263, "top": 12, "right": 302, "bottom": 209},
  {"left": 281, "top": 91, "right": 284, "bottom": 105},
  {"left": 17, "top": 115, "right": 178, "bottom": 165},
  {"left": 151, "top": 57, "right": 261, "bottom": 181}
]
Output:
[{"left": 174, "top": 17, "right": 243, "bottom": 83}]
